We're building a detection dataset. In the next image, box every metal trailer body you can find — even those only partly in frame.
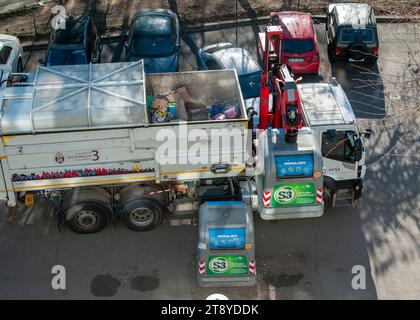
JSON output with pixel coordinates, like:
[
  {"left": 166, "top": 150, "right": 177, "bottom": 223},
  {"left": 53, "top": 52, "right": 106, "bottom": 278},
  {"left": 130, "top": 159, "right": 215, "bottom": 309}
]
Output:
[
  {"left": 0, "top": 61, "right": 249, "bottom": 208},
  {"left": 297, "top": 80, "right": 367, "bottom": 207}
]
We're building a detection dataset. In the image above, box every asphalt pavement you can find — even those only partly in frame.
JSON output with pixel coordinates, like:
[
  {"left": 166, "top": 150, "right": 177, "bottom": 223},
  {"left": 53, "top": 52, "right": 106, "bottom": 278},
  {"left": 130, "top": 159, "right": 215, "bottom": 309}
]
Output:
[{"left": 0, "top": 21, "right": 419, "bottom": 300}]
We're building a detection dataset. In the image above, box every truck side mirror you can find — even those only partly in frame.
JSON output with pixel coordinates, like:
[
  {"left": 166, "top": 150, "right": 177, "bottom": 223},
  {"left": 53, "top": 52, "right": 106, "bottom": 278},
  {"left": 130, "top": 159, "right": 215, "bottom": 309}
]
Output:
[{"left": 363, "top": 129, "right": 372, "bottom": 139}]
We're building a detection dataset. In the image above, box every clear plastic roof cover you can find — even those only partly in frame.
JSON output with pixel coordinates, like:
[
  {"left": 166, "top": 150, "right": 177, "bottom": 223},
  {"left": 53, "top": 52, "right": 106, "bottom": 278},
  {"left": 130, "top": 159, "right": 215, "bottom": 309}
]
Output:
[{"left": 0, "top": 61, "right": 146, "bottom": 134}]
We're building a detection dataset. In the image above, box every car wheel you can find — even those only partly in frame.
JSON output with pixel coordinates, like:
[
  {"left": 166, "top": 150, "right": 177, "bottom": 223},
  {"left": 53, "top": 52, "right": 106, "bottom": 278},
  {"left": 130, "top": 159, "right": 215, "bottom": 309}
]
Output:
[
  {"left": 17, "top": 58, "right": 23, "bottom": 72},
  {"left": 66, "top": 203, "right": 109, "bottom": 234},
  {"left": 121, "top": 199, "right": 163, "bottom": 231}
]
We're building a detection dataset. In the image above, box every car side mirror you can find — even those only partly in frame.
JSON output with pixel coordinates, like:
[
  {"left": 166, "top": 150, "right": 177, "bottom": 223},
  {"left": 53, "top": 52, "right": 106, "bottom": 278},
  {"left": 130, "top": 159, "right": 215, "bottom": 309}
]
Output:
[{"left": 38, "top": 58, "right": 46, "bottom": 66}]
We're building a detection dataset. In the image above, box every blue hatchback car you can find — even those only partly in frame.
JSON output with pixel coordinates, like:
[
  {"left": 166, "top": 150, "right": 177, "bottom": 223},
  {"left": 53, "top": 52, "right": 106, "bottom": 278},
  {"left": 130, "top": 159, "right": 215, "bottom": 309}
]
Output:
[
  {"left": 197, "top": 43, "right": 262, "bottom": 99},
  {"left": 126, "top": 9, "right": 180, "bottom": 73}
]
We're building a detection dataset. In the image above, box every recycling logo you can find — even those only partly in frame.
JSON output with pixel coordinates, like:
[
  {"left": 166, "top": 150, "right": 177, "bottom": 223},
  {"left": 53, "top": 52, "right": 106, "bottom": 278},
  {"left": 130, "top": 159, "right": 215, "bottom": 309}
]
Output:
[
  {"left": 208, "top": 257, "right": 230, "bottom": 274},
  {"left": 273, "top": 186, "right": 297, "bottom": 204}
]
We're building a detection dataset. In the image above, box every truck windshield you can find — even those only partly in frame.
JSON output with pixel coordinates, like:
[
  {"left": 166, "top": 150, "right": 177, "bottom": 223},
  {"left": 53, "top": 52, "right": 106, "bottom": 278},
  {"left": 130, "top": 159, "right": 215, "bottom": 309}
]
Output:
[
  {"left": 322, "top": 131, "right": 357, "bottom": 163},
  {"left": 340, "top": 28, "right": 374, "bottom": 43},
  {"left": 47, "top": 49, "right": 88, "bottom": 66},
  {"left": 283, "top": 39, "right": 315, "bottom": 54},
  {"left": 131, "top": 34, "right": 175, "bottom": 57}
]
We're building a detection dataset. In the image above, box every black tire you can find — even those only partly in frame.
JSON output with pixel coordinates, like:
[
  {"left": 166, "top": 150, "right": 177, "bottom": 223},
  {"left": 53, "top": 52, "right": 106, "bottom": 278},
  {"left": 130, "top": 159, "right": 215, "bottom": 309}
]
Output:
[
  {"left": 121, "top": 199, "right": 163, "bottom": 231},
  {"left": 323, "top": 187, "right": 333, "bottom": 213},
  {"left": 17, "top": 58, "right": 23, "bottom": 73},
  {"left": 66, "top": 202, "right": 109, "bottom": 234}
]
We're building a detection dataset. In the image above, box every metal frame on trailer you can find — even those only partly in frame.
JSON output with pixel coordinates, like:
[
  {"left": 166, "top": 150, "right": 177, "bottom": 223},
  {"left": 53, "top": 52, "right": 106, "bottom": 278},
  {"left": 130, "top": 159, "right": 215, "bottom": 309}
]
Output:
[{"left": 0, "top": 60, "right": 148, "bottom": 135}]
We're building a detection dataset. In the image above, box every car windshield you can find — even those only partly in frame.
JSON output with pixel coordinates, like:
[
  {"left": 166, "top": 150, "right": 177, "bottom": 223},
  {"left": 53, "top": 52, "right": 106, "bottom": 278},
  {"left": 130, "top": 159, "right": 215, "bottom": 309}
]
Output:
[
  {"left": 340, "top": 28, "right": 374, "bottom": 43},
  {"left": 47, "top": 49, "right": 88, "bottom": 66},
  {"left": 131, "top": 34, "right": 174, "bottom": 57},
  {"left": 283, "top": 39, "right": 315, "bottom": 54}
]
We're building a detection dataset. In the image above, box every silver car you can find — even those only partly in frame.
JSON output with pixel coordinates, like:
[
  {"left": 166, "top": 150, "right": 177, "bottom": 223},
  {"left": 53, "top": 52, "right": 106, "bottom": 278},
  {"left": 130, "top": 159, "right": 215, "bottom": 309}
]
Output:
[{"left": 0, "top": 34, "right": 23, "bottom": 74}]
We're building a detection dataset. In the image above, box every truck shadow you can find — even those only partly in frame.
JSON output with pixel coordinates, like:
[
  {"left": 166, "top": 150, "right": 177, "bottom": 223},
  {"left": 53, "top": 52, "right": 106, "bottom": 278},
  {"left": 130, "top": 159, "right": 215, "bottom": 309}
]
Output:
[{"left": 331, "top": 62, "right": 386, "bottom": 119}]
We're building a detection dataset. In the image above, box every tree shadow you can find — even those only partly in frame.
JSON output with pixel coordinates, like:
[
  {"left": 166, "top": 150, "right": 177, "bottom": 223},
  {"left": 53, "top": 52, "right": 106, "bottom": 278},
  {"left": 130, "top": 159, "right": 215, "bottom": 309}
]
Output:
[
  {"left": 331, "top": 62, "right": 386, "bottom": 119},
  {"left": 88, "top": 0, "right": 112, "bottom": 36},
  {"left": 237, "top": 0, "right": 264, "bottom": 65},
  {"left": 109, "top": 0, "right": 133, "bottom": 62}
]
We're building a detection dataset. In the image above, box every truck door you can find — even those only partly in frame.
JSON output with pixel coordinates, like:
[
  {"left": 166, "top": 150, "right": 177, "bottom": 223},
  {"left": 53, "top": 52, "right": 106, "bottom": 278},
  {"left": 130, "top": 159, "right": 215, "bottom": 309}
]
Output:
[{"left": 321, "top": 130, "right": 360, "bottom": 181}]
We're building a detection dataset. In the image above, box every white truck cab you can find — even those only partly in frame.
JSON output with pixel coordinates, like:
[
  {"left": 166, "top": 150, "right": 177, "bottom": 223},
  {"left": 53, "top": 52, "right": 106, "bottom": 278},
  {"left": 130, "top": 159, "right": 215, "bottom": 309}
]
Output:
[{"left": 298, "top": 78, "right": 371, "bottom": 210}]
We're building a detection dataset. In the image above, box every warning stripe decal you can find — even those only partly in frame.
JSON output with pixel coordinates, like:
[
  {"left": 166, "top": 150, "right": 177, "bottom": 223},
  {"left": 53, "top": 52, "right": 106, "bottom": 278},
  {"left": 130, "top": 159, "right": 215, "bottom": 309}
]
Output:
[
  {"left": 249, "top": 260, "right": 256, "bottom": 274},
  {"left": 263, "top": 191, "right": 271, "bottom": 207},
  {"left": 316, "top": 188, "right": 323, "bottom": 204},
  {"left": 198, "top": 261, "right": 206, "bottom": 275}
]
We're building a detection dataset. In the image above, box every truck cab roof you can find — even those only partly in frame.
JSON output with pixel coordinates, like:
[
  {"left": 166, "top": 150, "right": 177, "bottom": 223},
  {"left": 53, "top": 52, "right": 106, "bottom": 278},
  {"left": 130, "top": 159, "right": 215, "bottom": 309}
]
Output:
[{"left": 297, "top": 80, "right": 357, "bottom": 127}]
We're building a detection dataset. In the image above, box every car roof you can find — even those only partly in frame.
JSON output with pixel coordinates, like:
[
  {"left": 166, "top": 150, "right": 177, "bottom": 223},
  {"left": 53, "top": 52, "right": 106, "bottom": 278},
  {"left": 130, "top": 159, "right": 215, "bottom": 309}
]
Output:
[
  {"left": 0, "top": 41, "right": 6, "bottom": 50},
  {"left": 210, "top": 45, "right": 261, "bottom": 75},
  {"left": 0, "top": 34, "right": 18, "bottom": 43},
  {"left": 272, "top": 11, "right": 314, "bottom": 39},
  {"left": 329, "top": 3, "right": 376, "bottom": 26}
]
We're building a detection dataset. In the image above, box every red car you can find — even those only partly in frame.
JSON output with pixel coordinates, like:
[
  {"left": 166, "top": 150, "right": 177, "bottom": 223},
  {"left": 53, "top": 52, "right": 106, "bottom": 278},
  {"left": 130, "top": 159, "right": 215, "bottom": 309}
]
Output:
[{"left": 269, "top": 11, "right": 320, "bottom": 74}]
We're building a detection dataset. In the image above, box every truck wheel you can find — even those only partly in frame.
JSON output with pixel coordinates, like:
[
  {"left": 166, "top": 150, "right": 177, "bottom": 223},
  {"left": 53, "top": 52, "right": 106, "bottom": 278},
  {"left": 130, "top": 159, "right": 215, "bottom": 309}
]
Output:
[
  {"left": 66, "top": 203, "right": 109, "bottom": 234},
  {"left": 323, "top": 188, "right": 333, "bottom": 213},
  {"left": 121, "top": 199, "right": 162, "bottom": 231}
]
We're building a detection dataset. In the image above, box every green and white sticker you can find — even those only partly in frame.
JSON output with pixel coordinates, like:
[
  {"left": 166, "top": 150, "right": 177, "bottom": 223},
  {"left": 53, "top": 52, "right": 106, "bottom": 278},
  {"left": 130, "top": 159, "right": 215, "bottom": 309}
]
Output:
[
  {"left": 206, "top": 255, "right": 248, "bottom": 276},
  {"left": 272, "top": 183, "right": 316, "bottom": 206}
]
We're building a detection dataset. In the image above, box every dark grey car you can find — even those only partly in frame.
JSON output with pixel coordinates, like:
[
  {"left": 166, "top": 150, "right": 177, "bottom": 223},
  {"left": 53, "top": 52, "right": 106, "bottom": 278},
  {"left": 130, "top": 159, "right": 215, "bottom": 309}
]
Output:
[{"left": 326, "top": 3, "right": 379, "bottom": 63}]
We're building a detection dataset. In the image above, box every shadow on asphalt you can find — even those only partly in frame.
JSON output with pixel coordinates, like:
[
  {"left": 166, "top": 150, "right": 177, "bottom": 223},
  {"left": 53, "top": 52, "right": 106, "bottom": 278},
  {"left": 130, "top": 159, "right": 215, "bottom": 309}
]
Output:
[{"left": 331, "top": 62, "right": 386, "bottom": 119}]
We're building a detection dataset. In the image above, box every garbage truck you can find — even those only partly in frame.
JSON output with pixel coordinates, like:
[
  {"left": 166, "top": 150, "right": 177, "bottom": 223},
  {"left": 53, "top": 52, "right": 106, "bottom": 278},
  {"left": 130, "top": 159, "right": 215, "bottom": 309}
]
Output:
[{"left": 0, "top": 60, "right": 327, "bottom": 234}]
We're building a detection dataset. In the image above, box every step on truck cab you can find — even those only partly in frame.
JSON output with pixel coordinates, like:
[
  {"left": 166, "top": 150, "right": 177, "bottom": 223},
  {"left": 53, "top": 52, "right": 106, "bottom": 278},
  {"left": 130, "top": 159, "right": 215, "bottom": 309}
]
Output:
[{"left": 297, "top": 78, "right": 371, "bottom": 210}]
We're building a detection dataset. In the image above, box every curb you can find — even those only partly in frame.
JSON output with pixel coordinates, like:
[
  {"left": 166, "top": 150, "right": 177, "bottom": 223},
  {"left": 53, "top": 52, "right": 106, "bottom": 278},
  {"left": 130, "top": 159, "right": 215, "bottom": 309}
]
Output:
[
  {"left": 182, "top": 14, "right": 420, "bottom": 33},
  {"left": 22, "top": 14, "right": 420, "bottom": 52}
]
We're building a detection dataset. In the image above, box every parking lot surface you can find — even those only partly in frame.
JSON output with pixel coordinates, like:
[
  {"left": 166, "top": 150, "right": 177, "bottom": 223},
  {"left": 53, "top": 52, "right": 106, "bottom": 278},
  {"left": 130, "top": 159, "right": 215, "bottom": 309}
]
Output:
[{"left": 0, "top": 21, "right": 419, "bottom": 299}]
